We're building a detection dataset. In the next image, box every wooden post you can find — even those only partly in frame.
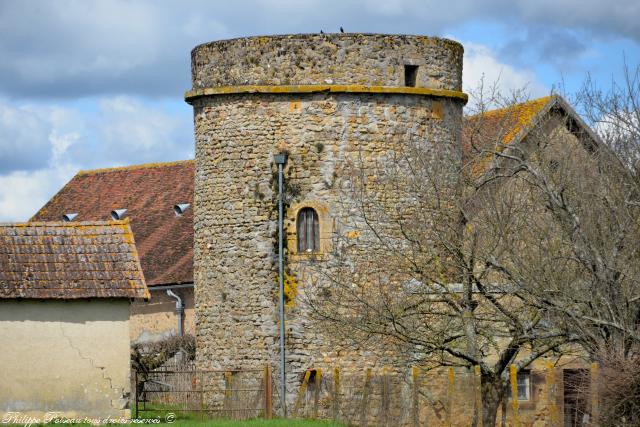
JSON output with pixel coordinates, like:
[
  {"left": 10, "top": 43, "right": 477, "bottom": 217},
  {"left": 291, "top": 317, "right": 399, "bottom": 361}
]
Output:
[
  {"left": 333, "top": 367, "right": 341, "bottom": 422},
  {"left": 381, "top": 366, "right": 390, "bottom": 427},
  {"left": 313, "top": 369, "right": 322, "bottom": 419},
  {"left": 223, "top": 371, "right": 234, "bottom": 412},
  {"left": 292, "top": 370, "right": 311, "bottom": 418},
  {"left": 474, "top": 365, "right": 483, "bottom": 427},
  {"left": 546, "top": 362, "right": 559, "bottom": 427},
  {"left": 510, "top": 364, "right": 520, "bottom": 427},
  {"left": 264, "top": 365, "right": 273, "bottom": 419},
  {"left": 199, "top": 371, "right": 204, "bottom": 422},
  {"left": 360, "top": 367, "right": 372, "bottom": 427},
  {"left": 134, "top": 370, "right": 139, "bottom": 418},
  {"left": 411, "top": 367, "right": 419, "bottom": 427},
  {"left": 446, "top": 367, "right": 454, "bottom": 427},
  {"left": 591, "top": 362, "right": 599, "bottom": 426}
]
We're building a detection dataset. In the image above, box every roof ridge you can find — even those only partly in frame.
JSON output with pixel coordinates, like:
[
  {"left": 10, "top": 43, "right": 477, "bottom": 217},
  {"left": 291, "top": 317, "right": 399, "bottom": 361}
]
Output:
[
  {"left": 468, "top": 95, "right": 555, "bottom": 119},
  {"left": 4, "top": 219, "right": 130, "bottom": 227},
  {"left": 77, "top": 159, "right": 194, "bottom": 176}
]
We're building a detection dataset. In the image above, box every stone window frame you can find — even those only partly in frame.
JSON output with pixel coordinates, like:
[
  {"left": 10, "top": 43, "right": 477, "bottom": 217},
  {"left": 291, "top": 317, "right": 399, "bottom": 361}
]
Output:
[
  {"left": 507, "top": 369, "right": 537, "bottom": 410},
  {"left": 516, "top": 370, "right": 531, "bottom": 401},
  {"left": 286, "top": 201, "right": 332, "bottom": 258},
  {"left": 296, "top": 207, "right": 320, "bottom": 253}
]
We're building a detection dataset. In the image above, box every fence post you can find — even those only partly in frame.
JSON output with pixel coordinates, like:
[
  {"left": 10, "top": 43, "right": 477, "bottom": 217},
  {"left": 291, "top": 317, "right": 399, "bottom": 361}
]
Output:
[
  {"left": 546, "top": 362, "right": 559, "bottom": 427},
  {"left": 134, "top": 370, "right": 139, "bottom": 418},
  {"left": 474, "top": 365, "right": 483, "bottom": 427},
  {"left": 313, "top": 369, "right": 322, "bottom": 419},
  {"left": 360, "top": 367, "right": 372, "bottom": 427},
  {"left": 381, "top": 366, "right": 390, "bottom": 427},
  {"left": 510, "top": 364, "right": 520, "bottom": 427},
  {"left": 333, "top": 367, "right": 341, "bottom": 422},
  {"left": 199, "top": 370, "right": 204, "bottom": 422},
  {"left": 446, "top": 367, "right": 454, "bottom": 427},
  {"left": 292, "top": 369, "right": 311, "bottom": 418},
  {"left": 411, "top": 367, "right": 419, "bottom": 427},
  {"left": 264, "top": 365, "right": 273, "bottom": 419},
  {"left": 591, "top": 362, "right": 599, "bottom": 426},
  {"left": 224, "top": 371, "right": 234, "bottom": 412}
]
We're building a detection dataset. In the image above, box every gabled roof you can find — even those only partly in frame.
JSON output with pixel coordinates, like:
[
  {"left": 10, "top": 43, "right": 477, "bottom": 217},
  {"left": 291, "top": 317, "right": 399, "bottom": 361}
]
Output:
[
  {"left": 0, "top": 220, "right": 148, "bottom": 299},
  {"left": 462, "top": 95, "right": 601, "bottom": 176},
  {"left": 28, "top": 98, "right": 596, "bottom": 292},
  {"left": 32, "top": 160, "right": 194, "bottom": 287}
]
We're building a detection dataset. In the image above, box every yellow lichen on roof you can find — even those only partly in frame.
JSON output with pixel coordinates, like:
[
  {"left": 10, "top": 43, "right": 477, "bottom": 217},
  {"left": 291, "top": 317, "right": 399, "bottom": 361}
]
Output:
[
  {"left": 0, "top": 220, "right": 148, "bottom": 300},
  {"left": 77, "top": 159, "right": 194, "bottom": 176},
  {"left": 464, "top": 96, "right": 554, "bottom": 178},
  {"left": 477, "top": 96, "right": 553, "bottom": 145}
]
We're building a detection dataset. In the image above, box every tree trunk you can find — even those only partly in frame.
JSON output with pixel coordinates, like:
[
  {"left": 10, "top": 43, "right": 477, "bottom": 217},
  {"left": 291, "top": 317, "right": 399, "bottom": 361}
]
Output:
[{"left": 481, "top": 376, "right": 505, "bottom": 427}]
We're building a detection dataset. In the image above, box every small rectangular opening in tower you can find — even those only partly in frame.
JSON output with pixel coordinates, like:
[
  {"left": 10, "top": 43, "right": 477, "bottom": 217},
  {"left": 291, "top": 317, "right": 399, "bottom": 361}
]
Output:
[{"left": 404, "top": 65, "right": 418, "bottom": 87}]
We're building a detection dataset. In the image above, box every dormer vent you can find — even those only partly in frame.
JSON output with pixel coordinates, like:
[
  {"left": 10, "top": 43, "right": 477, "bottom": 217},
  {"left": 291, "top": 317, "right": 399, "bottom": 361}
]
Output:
[
  {"left": 111, "top": 209, "right": 127, "bottom": 220},
  {"left": 174, "top": 203, "right": 191, "bottom": 216},
  {"left": 62, "top": 213, "right": 78, "bottom": 222}
]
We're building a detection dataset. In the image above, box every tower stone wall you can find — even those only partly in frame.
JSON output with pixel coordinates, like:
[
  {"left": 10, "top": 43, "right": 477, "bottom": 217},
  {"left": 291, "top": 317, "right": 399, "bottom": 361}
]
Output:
[{"left": 187, "top": 33, "right": 467, "bottom": 406}]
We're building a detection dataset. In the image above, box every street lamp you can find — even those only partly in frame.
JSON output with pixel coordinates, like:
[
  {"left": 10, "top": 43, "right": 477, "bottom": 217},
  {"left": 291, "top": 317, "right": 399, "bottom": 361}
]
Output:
[{"left": 274, "top": 152, "right": 288, "bottom": 416}]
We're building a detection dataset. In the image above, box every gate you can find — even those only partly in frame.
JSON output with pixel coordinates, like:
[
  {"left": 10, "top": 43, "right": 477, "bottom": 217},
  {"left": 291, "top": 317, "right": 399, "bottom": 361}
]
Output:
[{"left": 134, "top": 366, "right": 273, "bottom": 420}]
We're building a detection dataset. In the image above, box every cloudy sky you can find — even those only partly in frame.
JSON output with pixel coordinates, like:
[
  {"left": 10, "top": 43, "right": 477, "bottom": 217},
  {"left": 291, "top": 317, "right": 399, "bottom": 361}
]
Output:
[{"left": 1, "top": 0, "right": 639, "bottom": 221}]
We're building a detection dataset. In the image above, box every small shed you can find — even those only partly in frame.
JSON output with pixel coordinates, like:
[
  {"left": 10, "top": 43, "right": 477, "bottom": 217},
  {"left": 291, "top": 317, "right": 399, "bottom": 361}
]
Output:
[{"left": 0, "top": 220, "right": 149, "bottom": 419}]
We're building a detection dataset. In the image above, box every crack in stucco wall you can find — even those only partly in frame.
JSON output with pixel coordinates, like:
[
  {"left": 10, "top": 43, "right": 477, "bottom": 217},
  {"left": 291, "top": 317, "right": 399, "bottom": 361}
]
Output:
[{"left": 58, "top": 323, "right": 126, "bottom": 409}]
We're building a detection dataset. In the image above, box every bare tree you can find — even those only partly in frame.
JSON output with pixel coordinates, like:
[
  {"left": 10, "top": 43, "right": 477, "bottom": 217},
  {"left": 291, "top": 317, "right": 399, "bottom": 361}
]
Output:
[
  {"left": 496, "top": 65, "right": 640, "bottom": 361},
  {"left": 461, "top": 67, "right": 640, "bottom": 424},
  {"left": 516, "top": 65, "right": 640, "bottom": 425},
  {"left": 302, "top": 86, "right": 589, "bottom": 425}
]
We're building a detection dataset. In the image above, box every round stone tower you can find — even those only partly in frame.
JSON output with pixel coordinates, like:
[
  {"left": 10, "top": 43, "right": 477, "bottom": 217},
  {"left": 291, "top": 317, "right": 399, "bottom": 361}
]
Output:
[{"left": 186, "top": 33, "right": 466, "bottom": 405}]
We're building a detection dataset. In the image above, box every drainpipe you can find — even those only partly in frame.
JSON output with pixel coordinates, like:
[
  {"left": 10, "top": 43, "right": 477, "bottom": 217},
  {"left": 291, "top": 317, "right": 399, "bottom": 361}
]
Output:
[
  {"left": 274, "top": 152, "right": 288, "bottom": 417},
  {"left": 166, "top": 289, "right": 184, "bottom": 337}
]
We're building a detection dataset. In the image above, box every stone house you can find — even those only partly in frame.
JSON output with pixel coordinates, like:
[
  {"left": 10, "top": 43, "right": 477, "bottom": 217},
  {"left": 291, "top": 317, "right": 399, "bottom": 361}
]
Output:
[
  {"left": 32, "top": 160, "right": 194, "bottom": 343},
  {"left": 462, "top": 94, "right": 602, "bottom": 426},
  {"left": 185, "top": 33, "right": 601, "bottom": 425},
  {"left": 0, "top": 220, "right": 149, "bottom": 419}
]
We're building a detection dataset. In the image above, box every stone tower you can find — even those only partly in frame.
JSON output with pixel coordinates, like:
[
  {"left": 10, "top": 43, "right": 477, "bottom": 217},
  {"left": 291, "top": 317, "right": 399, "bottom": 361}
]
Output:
[{"left": 186, "top": 33, "right": 466, "bottom": 404}]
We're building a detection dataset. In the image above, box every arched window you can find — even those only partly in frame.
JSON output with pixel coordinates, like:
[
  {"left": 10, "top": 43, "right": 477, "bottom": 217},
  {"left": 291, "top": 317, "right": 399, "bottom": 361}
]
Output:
[{"left": 297, "top": 207, "right": 320, "bottom": 253}]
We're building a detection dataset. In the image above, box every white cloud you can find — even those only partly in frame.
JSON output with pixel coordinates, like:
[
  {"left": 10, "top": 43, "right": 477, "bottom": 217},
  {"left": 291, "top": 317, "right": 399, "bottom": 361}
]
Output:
[
  {"left": 462, "top": 42, "right": 549, "bottom": 102},
  {"left": 0, "top": 96, "right": 193, "bottom": 222},
  {"left": 0, "top": 167, "right": 76, "bottom": 222},
  {"left": 0, "top": 104, "right": 52, "bottom": 171},
  {"left": 0, "top": 0, "right": 636, "bottom": 99}
]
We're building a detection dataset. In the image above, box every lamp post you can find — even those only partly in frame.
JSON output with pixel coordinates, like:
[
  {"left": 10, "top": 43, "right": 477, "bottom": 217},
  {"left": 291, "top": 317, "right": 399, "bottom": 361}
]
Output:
[{"left": 274, "top": 152, "right": 288, "bottom": 416}]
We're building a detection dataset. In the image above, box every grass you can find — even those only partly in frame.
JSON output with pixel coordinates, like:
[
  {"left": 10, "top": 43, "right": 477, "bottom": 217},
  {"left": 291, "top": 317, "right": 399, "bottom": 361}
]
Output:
[
  {"left": 7, "top": 416, "right": 343, "bottom": 427},
  {"left": 134, "top": 404, "right": 344, "bottom": 426},
  {"left": 146, "top": 419, "right": 344, "bottom": 427}
]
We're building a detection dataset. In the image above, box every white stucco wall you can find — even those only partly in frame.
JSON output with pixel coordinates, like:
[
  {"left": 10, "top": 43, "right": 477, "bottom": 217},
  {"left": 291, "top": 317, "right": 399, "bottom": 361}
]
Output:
[{"left": 0, "top": 299, "right": 131, "bottom": 419}]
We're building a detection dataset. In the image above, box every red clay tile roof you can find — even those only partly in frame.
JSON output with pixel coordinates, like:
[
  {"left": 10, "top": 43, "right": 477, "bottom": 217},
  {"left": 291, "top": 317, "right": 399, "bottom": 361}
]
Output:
[
  {"left": 28, "top": 97, "right": 595, "bottom": 291},
  {"left": 32, "top": 160, "right": 194, "bottom": 287},
  {"left": 0, "top": 220, "right": 149, "bottom": 299}
]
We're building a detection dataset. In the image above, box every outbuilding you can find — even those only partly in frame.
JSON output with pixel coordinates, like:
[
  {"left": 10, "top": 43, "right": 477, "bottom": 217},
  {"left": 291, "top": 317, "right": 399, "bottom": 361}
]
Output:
[{"left": 0, "top": 220, "right": 148, "bottom": 419}]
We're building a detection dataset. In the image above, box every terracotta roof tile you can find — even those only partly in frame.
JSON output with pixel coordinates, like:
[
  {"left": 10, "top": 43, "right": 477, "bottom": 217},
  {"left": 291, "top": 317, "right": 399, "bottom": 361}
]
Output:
[
  {"left": 32, "top": 160, "right": 194, "bottom": 287},
  {"left": 30, "top": 98, "right": 577, "bottom": 291},
  {"left": 0, "top": 220, "right": 149, "bottom": 299}
]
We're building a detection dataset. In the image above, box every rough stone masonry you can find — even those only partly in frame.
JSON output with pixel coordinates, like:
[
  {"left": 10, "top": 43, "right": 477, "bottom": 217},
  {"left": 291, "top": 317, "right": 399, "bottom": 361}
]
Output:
[{"left": 185, "top": 33, "right": 467, "bottom": 410}]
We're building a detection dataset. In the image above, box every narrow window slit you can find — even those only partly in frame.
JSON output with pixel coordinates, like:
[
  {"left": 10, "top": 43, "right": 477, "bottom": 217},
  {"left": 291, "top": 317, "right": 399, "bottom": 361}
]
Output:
[
  {"left": 404, "top": 65, "right": 418, "bottom": 87},
  {"left": 297, "top": 207, "right": 320, "bottom": 253},
  {"left": 308, "top": 369, "right": 317, "bottom": 384}
]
